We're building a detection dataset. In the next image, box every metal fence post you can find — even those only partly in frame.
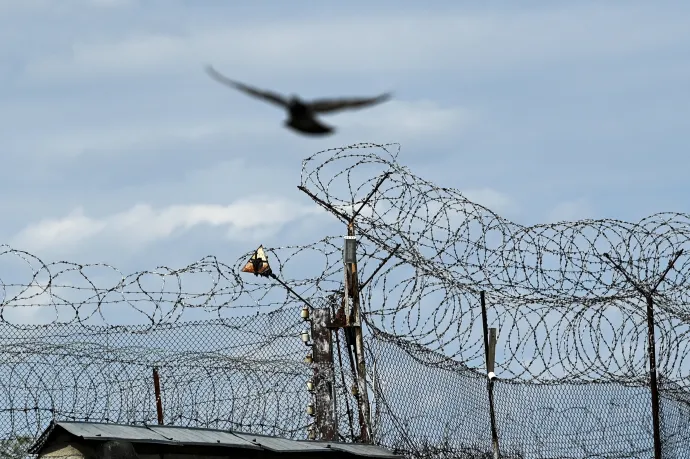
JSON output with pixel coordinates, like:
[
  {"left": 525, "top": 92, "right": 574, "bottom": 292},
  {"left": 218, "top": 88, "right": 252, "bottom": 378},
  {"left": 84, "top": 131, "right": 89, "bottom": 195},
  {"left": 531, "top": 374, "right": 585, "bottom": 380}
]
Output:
[
  {"left": 480, "top": 291, "right": 500, "bottom": 459},
  {"left": 602, "top": 250, "right": 683, "bottom": 459}
]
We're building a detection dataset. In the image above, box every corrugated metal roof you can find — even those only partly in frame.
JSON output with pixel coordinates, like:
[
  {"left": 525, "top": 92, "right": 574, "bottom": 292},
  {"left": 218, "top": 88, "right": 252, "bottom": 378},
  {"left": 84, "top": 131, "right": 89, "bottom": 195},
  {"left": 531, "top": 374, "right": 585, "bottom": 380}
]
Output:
[
  {"left": 234, "top": 432, "right": 331, "bottom": 452},
  {"left": 29, "top": 421, "right": 400, "bottom": 458},
  {"left": 57, "top": 421, "right": 178, "bottom": 445},
  {"left": 147, "top": 425, "right": 259, "bottom": 449},
  {"left": 326, "top": 443, "right": 402, "bottom": 458},
  {"left": 27, "top": 421, "right": 177, "bottom": 454}
]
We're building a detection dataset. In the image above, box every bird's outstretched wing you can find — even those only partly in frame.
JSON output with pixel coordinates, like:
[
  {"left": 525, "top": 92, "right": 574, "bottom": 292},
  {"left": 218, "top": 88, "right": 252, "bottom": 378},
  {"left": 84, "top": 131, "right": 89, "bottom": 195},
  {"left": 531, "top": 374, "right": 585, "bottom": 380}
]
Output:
[
  {"left": 308, "top": 93, "right": 392, "bottom": 114},
  {"left": 205, "top": 65, "right": 288, "bottom": 108}
]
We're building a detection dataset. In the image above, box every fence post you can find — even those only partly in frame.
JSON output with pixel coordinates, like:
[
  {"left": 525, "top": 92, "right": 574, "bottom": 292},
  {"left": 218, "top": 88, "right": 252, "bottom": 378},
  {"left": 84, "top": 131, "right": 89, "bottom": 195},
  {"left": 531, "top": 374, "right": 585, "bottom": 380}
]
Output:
[
  {"left": 346, "top": 222, "right": 374, "bottom": 443},
  {"left": 311, "top": 308, "right": 337, "bottom": 440},
  {"left": 602, "top": 250, "right": 683, "bottom": 459},
  {"left": 480, "top": 291, "right": 500, "bottom": 459},
  {"left": 298, "top": 171, "right": 393, "bottom": 444},
  {"left": 152, "top": 367, "right": 164, "bottom": 425}
]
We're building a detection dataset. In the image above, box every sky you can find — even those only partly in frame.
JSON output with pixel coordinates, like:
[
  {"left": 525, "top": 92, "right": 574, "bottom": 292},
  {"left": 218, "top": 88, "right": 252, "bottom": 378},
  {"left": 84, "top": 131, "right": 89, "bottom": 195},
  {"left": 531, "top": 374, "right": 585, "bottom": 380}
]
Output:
[
  {"left": 2, "top": 0, "right": 690, "bottom": 386},
  {"left": 1, "top": 1, "right": 690, "bottom": 453},
  {"left": 2, "top": 0, "right": 690, "bottom": 275}
]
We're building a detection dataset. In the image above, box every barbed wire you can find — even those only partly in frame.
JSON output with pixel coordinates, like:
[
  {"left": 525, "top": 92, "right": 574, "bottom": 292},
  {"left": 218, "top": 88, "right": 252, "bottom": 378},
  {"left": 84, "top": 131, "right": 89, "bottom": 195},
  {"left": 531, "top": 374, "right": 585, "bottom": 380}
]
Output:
[
  {"left": 1, "top": 142, "right": 689, "bottom": 458},
  {"left": 0, "top": 311, "right": 312, "bottom": 445},
  {"left": 299, "top": 142, "right": 690, "bottom": 386}
]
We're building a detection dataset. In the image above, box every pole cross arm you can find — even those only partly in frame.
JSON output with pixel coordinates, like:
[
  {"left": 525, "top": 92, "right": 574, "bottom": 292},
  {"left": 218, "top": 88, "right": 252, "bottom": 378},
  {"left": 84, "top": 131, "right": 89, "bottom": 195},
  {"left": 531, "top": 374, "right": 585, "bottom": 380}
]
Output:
[
  {"left": 599, "top": 249, "right": 683, "bottom": 459},
  {"left": 602, "top": 250, "right": 683, "bottom": 297}
]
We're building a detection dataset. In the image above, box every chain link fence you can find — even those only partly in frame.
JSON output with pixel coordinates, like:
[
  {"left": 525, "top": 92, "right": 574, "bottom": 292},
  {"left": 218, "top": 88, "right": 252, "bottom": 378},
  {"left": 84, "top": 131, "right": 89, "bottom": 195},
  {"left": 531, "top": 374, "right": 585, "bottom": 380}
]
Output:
[{"left": 2, "top": 143, "right": 689, "bottom": 458}]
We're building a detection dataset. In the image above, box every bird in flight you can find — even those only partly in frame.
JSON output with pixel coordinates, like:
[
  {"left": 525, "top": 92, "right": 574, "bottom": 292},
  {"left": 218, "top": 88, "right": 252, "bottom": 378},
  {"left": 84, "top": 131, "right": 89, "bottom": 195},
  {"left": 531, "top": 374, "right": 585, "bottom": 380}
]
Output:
[{"left": 205, "top": 65, "right": 392, "bottom": 136}]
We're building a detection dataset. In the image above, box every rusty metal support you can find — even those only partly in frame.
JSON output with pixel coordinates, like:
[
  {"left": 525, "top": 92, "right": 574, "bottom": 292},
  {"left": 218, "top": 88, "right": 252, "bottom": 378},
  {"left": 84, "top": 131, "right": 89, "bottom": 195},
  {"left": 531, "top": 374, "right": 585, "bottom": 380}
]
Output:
[
  {"left": 299, "top": 171, "right": 392, "bottom": 445},
  {"left": 351, "top": 172, "right": 392, "bottom": 220},
  {"left": 297, "top": 185, "right": 350, "bottom": 223},
  {"left": 267, "top": 272, "right": 315, "bottom": 309},
  {"left": 602, "top": 250, "right": 683, "bottom": 459},
  {"left": 152, "top": 367, "right": 164, "bottom": 425},
  {"left": 359, "top": 244, "right": 400, "bottom": 290},
  {"left": 311, "top": 308, "right": 337, "bottom": 440},
  {"left": 347, "top": 221, "right": 373, "bottom": 443},
  {"left": 333, "top": 326, "right": 357, "bottom": 440}
]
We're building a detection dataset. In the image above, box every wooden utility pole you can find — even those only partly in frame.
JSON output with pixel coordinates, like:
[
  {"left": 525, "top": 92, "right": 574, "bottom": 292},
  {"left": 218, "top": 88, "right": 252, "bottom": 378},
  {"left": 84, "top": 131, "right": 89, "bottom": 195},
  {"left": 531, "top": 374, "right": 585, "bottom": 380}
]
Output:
[
  {"left": 310, "top": 308, "right": 337, "bottom": 440},
  {"left": 298, "top": 171, "right": 395, "bottom": 444},
  {"left": 345, "top": 221, "right": 372, "bottom": 443}
]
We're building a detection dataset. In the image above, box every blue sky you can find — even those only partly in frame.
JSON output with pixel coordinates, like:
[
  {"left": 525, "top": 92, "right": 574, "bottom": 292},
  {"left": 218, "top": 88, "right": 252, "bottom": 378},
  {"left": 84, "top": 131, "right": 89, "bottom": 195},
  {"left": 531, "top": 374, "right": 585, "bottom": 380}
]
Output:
[
  {"left": 1, "top": 0, "right": 689, "bottom": 384},
  {"left": 2, "top": 0, "right": 690, "bottom": 275},
  {"left": 1, "top": 1, "right": 690, "bottom": 452}
]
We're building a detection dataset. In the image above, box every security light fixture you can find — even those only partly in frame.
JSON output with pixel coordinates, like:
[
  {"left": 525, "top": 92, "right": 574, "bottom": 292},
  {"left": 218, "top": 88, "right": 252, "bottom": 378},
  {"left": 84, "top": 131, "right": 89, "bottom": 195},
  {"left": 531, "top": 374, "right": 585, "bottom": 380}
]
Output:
[
  {"left": 344, "top": 236, "right": 357, "bottom": 264},
  {"left": 241, "top": 245, "right": 272, "bottom": 277}
]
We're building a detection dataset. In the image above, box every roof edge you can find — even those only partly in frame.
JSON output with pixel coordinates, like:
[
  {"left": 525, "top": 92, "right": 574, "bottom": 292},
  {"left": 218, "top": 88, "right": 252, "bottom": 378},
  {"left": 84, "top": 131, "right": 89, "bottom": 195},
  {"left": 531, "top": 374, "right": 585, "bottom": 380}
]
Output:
[
  {"left": 27, "top": 421, "right": 400, "bottom": 457},
  {"left": 27, "top": 420, "right": 58, "bottom": 454}
]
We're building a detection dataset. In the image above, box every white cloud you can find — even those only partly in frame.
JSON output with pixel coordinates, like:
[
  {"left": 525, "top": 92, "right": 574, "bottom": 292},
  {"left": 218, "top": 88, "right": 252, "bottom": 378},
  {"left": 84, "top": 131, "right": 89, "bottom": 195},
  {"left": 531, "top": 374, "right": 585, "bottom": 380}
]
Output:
[
  {"left": 12, "top": 197, "right": 322, "bottom": 253},
  {"left": 18, "top": 117, "right": 269, "bottom": 159},
  {"left": 0, "top": 0, "right": 135, "bottom": 13},
  {"left": 13, "top": 208, "right": 107, "bottom": 250},
  {"left": 0, "top": 281, "right": 61, "bottom": 325},
  {"left": 86, "top": 0, "right": 135, "bottom": 7},
  {"left": 547, "top": 198, "right": 593, "bottom": 223},
  {"left": 461, "top": 188, "right": 518, "bottom": 215},
  {"left": 329, "top": 187, "right": 516, "bottom": 237},
  {"left": 335, "top": 100, "right": 476, "bottom": 139},
  {"left": 21, "top": 3, "right": 690, "bottom": 82},
  {"left": 6, "top": 100, "right": 472, "bottom": 160}
]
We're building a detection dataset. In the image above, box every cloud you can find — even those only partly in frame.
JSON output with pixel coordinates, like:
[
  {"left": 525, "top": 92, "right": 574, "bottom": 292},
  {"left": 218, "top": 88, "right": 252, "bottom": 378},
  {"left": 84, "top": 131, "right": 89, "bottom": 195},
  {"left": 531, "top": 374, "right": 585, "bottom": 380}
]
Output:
[
  {"left": 331, "top": 187, "right": 517, "bottom": 238},
  {"left": 0, "top": 0, "right": 135, "bottom": 13},
  {"left": 21, "top": 3, "right": 690, "bottom": 83},
  {"left": 11, "top": 197, "right": 322, "bottom": 253},
  {"left": 86, "top": 0, "right": 135, "bottom": 7},
  {"left": 461, "top": 188, "right": 518, "bottom": 215},
  {"left": 547, "top": 198, "right": 593, "bottom": 223},
  {"left": 335, "top": 100, "right": 476, "bottom": 140},
  {"left": 4, "top": 99, "right": 473, "bottom": 161},
  {"left": 13, "top": 117, "right": 269, "bottom": 160},
  {"left": 14, "top": 209, "right": 106, "bottom": 251},
  {"left": 0, "top": 281, "right": 59, "bottom": 325}
]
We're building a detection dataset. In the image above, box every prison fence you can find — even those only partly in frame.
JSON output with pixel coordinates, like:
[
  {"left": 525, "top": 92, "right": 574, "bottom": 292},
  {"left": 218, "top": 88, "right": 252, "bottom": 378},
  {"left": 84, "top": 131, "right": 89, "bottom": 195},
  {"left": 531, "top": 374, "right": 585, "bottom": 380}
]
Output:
[{"left": 1, "top": 143, "right": 689, "bottom": 458}]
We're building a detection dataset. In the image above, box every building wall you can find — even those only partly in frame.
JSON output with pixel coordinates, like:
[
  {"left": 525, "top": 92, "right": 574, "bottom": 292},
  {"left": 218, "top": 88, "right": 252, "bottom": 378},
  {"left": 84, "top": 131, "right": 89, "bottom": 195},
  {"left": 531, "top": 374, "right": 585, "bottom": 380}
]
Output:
[
  {"left": 140, "top": 455, "right": 232, "bottom": 459},
  {"left": 39, "top": 444, "right": 83, "bottom": 459},
  {"left": 37, "top": 436, "right": 335, "bottom": 459},
  {"left": 40, "top": 445, "right": 236, "bottom": 459},
  {"left": 38, "top": 436, "right": 251, "bottom": 459},
  {"left": 38, "top": 433, "right": 93, "bottom": 458}
]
